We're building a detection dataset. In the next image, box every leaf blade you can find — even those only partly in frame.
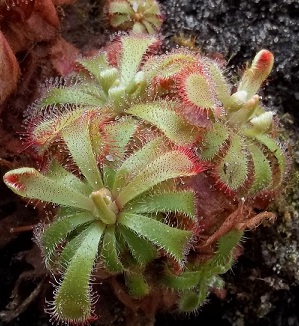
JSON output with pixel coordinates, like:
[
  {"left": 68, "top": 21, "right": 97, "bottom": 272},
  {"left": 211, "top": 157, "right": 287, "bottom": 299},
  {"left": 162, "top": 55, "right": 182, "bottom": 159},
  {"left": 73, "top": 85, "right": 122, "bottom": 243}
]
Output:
[
  {"left": 125, "top": 190, "right": 195, "bottom": 219},
  {"left": 127, "top": 102, "right": 198, "bottom": 145},
  {"left": 116, "top": 149, "right": 202, "bottom": 208},
  {"left": 118, "top": 213, "right": 192, "bottom": 262},
  {"left": 3, "top": 167, "right": 95, "bottom": 211},
  {"left": 61, "top": 113, "right": 104, "bottom": 190},
  {"left": 51, "top": 223, "right": 105, "bottom": 324}
]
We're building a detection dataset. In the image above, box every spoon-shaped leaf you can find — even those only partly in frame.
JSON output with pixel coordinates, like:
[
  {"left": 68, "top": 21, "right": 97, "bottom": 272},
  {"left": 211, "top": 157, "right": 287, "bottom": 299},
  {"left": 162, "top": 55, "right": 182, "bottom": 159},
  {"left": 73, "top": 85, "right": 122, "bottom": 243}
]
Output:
[
  {"left": 40, "top": 84, "right": 106, "bottom": 107},
  {"left": 216, "top": 135, "right": 248, "bottom": 191},
  {"left": 116, "top": 149, "right": 203, "bottom": 208},
  {"left": 100, "top": 225, "right": 124, "bottom": 273},
  {"left": 77, "top": 53, "right": 110, "bottom": 83},
  {"left": 119, "top": 225, "right": 157, "bottom": 265},
  {"left": 125, "top": 190, "right": 195, "bottom": 219},
  {"left": 118, "top": 212, "right": 192, "bottom": 262},
  {"left": 254, "top": 134, "right": 287, "bottom": 190},
  {"left": 40, "top": 208, "right": 96, "bottom": 269},
  {"left": 103, "top": 117, "right": 138, "bottom": 167},
  {"left": 127, "top": 102, "right": 198, "bottom": 145},
  {"left": 247, "top": 143, "right": 272, "bottom": 194},
  {"left": 61, "top": 112, "right": 103, "bottom": 190},
  {"left": 29, "top": 106, "right": 92, "bottom": 153},
  {"left": 49, "top": 223, "right": 105, "bottom": 324},
  {"left": 119, "top": 35, "right": 158, "bottom": 85},
  {"left": 113, "top": 136, "right": 168, "bottom": 194},
  {"left": 3, "top": 167, "right": 95, "bottom": 212}
]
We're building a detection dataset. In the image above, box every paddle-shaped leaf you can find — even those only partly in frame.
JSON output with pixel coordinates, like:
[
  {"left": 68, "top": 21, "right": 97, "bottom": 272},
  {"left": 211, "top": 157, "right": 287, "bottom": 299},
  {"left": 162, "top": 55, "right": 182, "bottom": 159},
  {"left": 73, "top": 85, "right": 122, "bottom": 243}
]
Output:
[
  {"left": 62, "top": 113, "right": 104, "bottom": 190},
  {"left": 127, "top": 102, "right": 198, "bottom": 145},
  {"left": 118, "top": 213, "right": 192, "bottom": 262},
  {"left": 3, "top": 167, "right": 95, "bottom": 211},
  {"left": 100, "top": 225, "right": 124, "bottom": 272},
  {"left": 248, "top": 143, "right": 272, "bottom": 194},
  {"left": 119, "top": 225, "right": 157, "bottom": 265},
  {"left": 113, "top": 136, "right": 168, "bottom": 194},
  {"left": 125, "top": 190, "right": 195, "bottom": 219},
  {"left": 40, "top": 84, "right": 106, "bottom": 107},
  {"left": 49, "top": 223, "right": 105, "bottom": 324},
  {"left": 41, "top": 208, "right": 96, "bottom": 268},
  {"left": 77, "top": 53, "right": 110, "bottom": 83},
  {"left": 216, "top": 135, "right": 248, "bottom": 191},
  {"left": 119, "top": 35, "right": 158, "bottom": 85},
  {"left": 116, "top": 149, "right": 203, "bottom": 208}
]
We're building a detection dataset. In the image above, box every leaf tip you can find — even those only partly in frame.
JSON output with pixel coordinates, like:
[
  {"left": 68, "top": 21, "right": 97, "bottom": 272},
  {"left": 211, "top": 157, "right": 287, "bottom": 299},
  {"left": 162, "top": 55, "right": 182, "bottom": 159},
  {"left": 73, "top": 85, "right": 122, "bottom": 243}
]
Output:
[{"left": 3, "top": 168, "right": 33, "bottom": 193}]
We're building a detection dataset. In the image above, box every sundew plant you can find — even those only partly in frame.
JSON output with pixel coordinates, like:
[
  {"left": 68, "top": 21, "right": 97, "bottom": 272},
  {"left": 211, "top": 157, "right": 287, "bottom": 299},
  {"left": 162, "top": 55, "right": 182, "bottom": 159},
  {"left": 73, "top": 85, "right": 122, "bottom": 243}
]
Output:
[{"left": 3, "top": 32, "right": 288, "bottom": 325}]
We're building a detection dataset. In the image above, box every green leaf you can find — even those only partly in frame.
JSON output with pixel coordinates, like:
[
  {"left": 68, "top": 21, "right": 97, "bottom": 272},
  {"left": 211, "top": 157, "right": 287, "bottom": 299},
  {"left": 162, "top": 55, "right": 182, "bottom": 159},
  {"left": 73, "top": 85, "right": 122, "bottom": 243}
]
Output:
[
  {"left": 182, "top": 72, "right": 216, "bottom": 110},
  {"left": 118, "top": 213, "right": 192, "bottom": 262},
  {"left": 116, "top": 149, "right": 201, "bottom": 208},
  {"left": 142, "top": 52, "right": 196, "bottom": 84},
  {"left": 108, "top": 1, "right": 134, "bottom": 14},
  {"left": 145, "top": 15, "right": 163, "bottom": 29},
  {"left": 124, "top": 271, "right": 149, "bottom": 298},
  {"left": 103, "top": 117, "right": 138, "bottom": 167},
  {"left": 40, "top": 84, "right": 105, "bottom": 107},
  {"left": 98, "top": 67, "right": 119, "bottom": 94},
  {"left": 254, "top": 134, "right": 286, "bottom": 190},
  {"left": 3, "top": 168, "right": 95, "bottom": 212},
  {"left": 248, "top": 143, "right": 272, "bottom": 194},
  {"left": 52, "top": 223, "right": 104, "bottom": 324},
  {"left": 102, "top": 166, "right": 116, "bottom": 190},
  {"left": 113, "top": 136, "right": 168, "bottom": 194},
  {"left": 163, "top": 230, "right": 242, "bottom": 293},
  {"left": 209, "top": 229, "right": 243, "bottom": 275},
  {"left": 62, "top": 114, "right": 104, "bottom": 190},
  {"left": 216, "top": 135, "right": 248, "bottom": 190},
  {"left": 142, "top": 20, "right": 156, "bottom": 34},
  {"left": 127, "top": 102, "right": 198, "bottom": 145},
  {"left": 57, "top": 221, "right": 105, "bottom": 270},
  {"left": 77, "top": 53, "right": 110, "bottom": 83},
  {"left": 46, "top": 161, "right": 92, "bottom": 197},
  {"left": 217, "top": 229, "right": 243, "bottom": 256},
  {"left": 144, "top": 2, "right": 161, "bottom": 15},
  {"left": 125, "top": 190, "right": 195, "bottom": 219},
  {"left": 111, "top": 14, "right": 132, "bottom": 27},
  {"left": 119, "top": 225, "right": 157, "bottom": 265},
  {"left": 100, "top": 225, "right": 123, "bottom": 273},
  {"left": 178, "top": 288, "right": 208, "bottom": 312},
  {"left": 200, "top": 123, "right": 230, "bottom": 160},
  {"left": 41, "top": 208, "right": 96, "bottom": 268},
  {"left": 249, "top": 111, "right": 273, "bottom": 134},
  {"left": 30, "top": 106, "right": 92, "bottom": 153},
  {"left": 120, "top": 35, "right": 158, "bottom": 86},
  {"left": 207, "top": 60, "right": 231, "bottom": 108},
  {"left": 162, "top": 270, "right": 202, "bottom": 290}
]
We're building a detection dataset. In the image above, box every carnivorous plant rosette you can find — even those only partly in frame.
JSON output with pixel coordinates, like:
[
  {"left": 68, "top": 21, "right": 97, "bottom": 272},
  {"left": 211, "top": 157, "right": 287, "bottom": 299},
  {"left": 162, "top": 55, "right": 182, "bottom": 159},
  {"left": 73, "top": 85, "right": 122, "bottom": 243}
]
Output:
[
  {"left": 105, "top": 0, "right": 164, "bottom": 34},
  {"left": 3, "top": 32, "right": 289, "bottom": 324},
  {"left": 4, "top": 112, "right": 204, "bottom": 323}
]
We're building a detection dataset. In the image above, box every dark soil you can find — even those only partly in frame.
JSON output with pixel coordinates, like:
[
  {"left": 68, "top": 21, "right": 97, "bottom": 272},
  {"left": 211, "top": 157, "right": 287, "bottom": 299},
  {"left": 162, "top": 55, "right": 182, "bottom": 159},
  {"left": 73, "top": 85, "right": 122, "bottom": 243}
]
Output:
[{"left": 1, "top": 0, "right": 299, "bottom": 325}]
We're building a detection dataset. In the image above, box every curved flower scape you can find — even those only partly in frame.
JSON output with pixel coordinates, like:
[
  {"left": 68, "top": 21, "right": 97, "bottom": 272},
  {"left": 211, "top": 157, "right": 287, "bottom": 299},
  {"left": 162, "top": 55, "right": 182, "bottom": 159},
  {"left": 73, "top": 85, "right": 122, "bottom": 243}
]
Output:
[{"left": 3, "top": 34, "right": 289, "bottom": 324}]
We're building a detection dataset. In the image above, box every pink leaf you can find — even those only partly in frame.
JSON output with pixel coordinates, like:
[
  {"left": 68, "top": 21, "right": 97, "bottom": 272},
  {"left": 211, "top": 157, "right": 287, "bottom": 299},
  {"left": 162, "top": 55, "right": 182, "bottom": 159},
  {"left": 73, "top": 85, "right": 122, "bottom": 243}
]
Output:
[
  {"left": 50, "top": 37, "right": 80, "bottom": 77},
  {"left": 0, "top": 31, "right": 20, "bottom": 104}
]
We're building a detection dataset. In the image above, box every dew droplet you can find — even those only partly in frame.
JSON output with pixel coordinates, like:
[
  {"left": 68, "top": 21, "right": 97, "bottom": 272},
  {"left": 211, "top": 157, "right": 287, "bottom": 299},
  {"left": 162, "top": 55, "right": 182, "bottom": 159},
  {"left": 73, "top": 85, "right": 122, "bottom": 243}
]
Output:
[{"left": 106, "top": 154, "right": 114, "bottom": 162}]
